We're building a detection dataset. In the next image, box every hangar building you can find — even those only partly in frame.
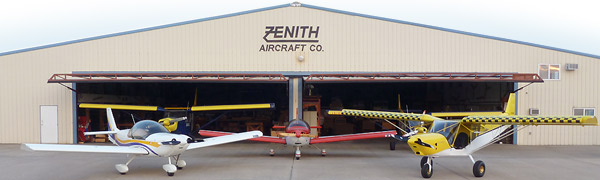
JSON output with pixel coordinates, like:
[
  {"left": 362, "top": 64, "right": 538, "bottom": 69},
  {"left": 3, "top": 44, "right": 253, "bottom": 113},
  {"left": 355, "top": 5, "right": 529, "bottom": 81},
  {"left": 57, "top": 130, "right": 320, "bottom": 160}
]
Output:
[{"left": 0, "top": 2, "right": 598, "bottom": 145}]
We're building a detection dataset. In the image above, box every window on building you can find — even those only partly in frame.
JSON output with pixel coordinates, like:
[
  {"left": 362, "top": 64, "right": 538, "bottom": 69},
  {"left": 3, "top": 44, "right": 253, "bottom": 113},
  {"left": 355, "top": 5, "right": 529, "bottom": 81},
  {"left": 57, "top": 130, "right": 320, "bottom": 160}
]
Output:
[
  {"left": 538, "top": 64, "right": 560, "bottom": 80},
  {"left": 573, "top": 108, "right": 595, "bottom": 116}
]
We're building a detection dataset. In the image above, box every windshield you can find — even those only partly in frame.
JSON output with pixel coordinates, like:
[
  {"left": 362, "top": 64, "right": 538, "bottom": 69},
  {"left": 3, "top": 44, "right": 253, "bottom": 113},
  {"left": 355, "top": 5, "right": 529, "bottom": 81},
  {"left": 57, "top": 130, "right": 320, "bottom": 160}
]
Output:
[
  {"left": 128, "top": 120, "right": 169, "bottom": 139},
  {"left": 287, "top": 119, "right": 310, "bottom": 129},
  {"left": 429, "top": 120, "right": 460, "bottom": 140}
]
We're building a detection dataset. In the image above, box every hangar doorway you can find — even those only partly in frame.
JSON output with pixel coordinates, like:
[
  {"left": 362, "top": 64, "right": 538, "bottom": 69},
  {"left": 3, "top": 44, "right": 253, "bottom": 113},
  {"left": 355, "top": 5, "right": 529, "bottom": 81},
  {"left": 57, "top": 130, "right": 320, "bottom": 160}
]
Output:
[
  {"left": 309, "top": 82, "right": 513, "bottom": 133},
  {"left": 76, "top": 82, "right": 287, "bottom": 142}
]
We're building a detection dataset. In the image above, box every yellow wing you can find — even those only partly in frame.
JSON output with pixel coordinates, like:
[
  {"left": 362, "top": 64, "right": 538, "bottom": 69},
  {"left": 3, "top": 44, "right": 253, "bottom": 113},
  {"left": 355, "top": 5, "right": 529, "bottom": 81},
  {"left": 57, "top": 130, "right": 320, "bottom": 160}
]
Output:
[
  {"left": 462, "top": 116, "right": 597, "bottom": 126},
  {"left": 79, "top": 103, "right": 160, "bottom": 111},
  {"left": 79, "top": 103, "right": 274, "bottom": 111},
  {"left": 190, "top": 103, "right": 274, "bottom": 111},
  {"left": 328, "top": 109, "right": 442, "bottom": 123}
]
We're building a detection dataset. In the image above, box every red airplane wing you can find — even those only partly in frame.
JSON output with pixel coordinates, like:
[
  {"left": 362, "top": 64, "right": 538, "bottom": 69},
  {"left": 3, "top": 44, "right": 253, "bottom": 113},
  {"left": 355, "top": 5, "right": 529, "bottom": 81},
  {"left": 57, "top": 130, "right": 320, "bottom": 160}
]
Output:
[
  {"left": 198, "top": 130, "right": 286, "bottom": 144},
  {"left": 309, "top": 130, "right": 397, "bottom": 144}
]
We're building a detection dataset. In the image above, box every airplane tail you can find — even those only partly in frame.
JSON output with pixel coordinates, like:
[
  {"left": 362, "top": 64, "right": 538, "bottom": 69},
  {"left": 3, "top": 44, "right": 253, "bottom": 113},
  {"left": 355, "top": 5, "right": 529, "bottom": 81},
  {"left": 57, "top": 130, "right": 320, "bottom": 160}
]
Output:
[
  {"left": 106, "top": 108, "right": 120, "bottom": 131},
  {"left": 504, "top": 93, "right": 516, "bottom": 115}
]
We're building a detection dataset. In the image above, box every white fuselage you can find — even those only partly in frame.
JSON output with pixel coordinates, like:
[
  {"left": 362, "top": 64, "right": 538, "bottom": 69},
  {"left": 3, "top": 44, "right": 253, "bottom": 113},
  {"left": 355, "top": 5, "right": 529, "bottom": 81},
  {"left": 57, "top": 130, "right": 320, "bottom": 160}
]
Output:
[{"left": 109, "top": 130, "right": 191, "bottom": 157}]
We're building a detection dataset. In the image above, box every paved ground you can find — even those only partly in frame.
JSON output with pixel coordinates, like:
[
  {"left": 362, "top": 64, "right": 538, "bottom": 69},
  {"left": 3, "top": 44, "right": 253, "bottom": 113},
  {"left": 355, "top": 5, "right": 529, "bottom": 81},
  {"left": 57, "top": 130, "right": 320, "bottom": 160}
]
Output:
[{"left": 1, "top": 139, "right": 599, "bottom": 180}]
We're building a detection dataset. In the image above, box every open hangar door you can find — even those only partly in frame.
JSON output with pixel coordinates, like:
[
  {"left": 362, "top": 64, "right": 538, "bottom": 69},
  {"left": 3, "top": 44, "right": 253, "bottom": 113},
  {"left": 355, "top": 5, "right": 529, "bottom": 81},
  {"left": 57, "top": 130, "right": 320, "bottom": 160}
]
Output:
[
  {"left": 48, "top": 73, "right": 288, "bottom": 143},
  {"left": 304, "top": 73, "right": 543, "bottom": 144}
]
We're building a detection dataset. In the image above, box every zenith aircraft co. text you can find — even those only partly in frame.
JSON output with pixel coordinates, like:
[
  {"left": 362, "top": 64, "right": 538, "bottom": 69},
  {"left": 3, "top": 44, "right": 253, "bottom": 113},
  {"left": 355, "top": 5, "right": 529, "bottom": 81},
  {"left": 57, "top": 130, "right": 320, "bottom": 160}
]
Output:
[{"left": 260, "top": 26, "right": 324, "bottom": 52}]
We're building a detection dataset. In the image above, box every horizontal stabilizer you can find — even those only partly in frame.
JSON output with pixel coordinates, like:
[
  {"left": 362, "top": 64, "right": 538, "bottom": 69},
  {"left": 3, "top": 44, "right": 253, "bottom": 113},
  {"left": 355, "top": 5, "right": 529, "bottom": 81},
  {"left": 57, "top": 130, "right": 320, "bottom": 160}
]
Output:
[
  {"left": 83, "top": 131, "right": 118, "bottom": 136},
  {"left": 22, "top": 144, "right": 148, "bottom": 155},
  {"left": 328, "top": 109, "right": 441, "bottom": 122},
  {"left": 188, "top": 130, "right": 263, "bottom": 150},
  {"left": 462, "top": 116, "right": 597, "bottom": 126},
  {"left": 191, "top": 103, "right": 275, "bottom": 111}
]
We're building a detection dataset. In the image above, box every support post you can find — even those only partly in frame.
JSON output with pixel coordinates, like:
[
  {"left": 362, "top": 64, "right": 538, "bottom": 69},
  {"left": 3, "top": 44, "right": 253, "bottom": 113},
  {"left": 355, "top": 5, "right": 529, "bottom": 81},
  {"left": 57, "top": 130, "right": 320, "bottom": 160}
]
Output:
[{"left": 288, "top": 77, "right": 303, "bottom": 121}]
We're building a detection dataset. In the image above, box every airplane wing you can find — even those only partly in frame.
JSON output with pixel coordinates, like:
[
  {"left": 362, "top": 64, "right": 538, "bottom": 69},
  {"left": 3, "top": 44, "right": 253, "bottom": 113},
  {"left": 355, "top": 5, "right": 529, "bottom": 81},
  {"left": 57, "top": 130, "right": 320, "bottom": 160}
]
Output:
[
  {"left": 187, "top": 130, "right": 263, "bottom": 150},
  {"left": 198, "top": 130, "right": 286, "bottom": 144},
  {"left": 190, "top": 103, "right": 274, "bottom": 111},
  {"left": 79, "top": 103, "right": 161, "bottom": 111},
  {"left": 310, "top": 130, "right": 397, "bottom": 144},
  {"left": 328, "top": 109, "right": 442, "bottom": 122},
  {"left": 22, "top": 144, "right": 149, "bottom": 155},
  {"left": 79, "top": 103, "right": 274, "bottom": 112},
  {"left": 462, "top": 115, "right": 597, "bottom": 126}
]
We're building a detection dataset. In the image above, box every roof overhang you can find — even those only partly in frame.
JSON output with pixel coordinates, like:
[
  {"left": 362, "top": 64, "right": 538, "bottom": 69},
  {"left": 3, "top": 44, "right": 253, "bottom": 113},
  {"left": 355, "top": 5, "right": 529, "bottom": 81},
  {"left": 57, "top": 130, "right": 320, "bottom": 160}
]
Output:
[
  {"left": 304, "top": 73, "right": 543, "bottom": 83},
  {"left": 48, "top": 73, "right": 289, "bottom": 83}
]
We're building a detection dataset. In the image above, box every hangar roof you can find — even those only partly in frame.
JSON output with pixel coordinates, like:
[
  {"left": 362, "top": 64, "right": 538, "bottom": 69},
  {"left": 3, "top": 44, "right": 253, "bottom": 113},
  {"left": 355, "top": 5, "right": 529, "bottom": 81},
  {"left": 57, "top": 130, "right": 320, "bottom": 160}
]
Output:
[{"left": 1, "top": 3, "right": 598, "bottom": 59}]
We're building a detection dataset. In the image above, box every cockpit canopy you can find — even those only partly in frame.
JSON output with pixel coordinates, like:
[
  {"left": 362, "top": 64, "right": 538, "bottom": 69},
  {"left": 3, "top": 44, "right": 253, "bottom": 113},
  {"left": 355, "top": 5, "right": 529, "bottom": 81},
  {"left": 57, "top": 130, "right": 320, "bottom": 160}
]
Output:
[
  {"left": 128, "top": 120, "right": 169, "bottom": 139},
  {"left": 286, "top": 119, "right": 310, "bottom": 129}
]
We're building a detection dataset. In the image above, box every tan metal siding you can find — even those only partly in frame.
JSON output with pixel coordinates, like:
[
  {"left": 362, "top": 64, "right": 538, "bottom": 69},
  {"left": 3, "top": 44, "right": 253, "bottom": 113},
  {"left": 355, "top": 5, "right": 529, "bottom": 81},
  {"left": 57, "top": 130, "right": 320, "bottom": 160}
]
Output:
[{"left": 0, "top": 6, "right": 598, "bottom": 144}]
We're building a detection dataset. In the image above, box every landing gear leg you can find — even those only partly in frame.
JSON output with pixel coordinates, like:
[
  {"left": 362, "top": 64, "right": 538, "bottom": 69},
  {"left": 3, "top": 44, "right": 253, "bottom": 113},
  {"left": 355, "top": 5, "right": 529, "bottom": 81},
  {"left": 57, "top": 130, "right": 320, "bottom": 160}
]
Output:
[
  {"left": 469, "top": 155, "right": 485, "bottom": 177},
  {"left": 389, "top": 141, "right": 397, "bottom": 150},
  {"left": 295, "top": 146, "right": 301, "bottom": 160},
  {"left": 420, "top": 156, "right": 433, "bottom": 178},
  {"left": 174, "top": 154, "right": 186, "bottom": 170},
  {"left": 163, "top": 156, "right": 177, "bottom": 176},
  {"left": 310, "top": 145, "right": 326, "bottom": 156},
  {"left": 115, "top": 155, "right": 136, "bottom": 175}
]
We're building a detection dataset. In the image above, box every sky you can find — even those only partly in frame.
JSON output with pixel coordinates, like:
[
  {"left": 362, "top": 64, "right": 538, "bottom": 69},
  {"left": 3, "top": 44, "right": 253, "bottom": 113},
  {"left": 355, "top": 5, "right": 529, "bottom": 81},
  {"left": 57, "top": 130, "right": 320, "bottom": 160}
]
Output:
[{"left": 1, "top": 0, "right": 599, "bottom": 56}]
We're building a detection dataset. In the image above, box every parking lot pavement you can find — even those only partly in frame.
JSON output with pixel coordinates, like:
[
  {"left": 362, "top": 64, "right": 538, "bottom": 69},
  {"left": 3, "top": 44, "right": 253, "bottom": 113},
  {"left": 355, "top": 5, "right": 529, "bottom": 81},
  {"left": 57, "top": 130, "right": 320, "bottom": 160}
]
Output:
[{"left": 1, "top": 139, "right": 599, "bottom": 180}]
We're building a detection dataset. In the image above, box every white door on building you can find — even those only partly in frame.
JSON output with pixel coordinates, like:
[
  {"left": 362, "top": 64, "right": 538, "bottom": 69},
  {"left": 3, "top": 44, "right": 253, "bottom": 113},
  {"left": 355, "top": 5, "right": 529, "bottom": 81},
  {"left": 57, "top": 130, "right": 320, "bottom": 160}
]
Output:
[{"left": 40, "top": 105, "right": 58, "bottom": 143}]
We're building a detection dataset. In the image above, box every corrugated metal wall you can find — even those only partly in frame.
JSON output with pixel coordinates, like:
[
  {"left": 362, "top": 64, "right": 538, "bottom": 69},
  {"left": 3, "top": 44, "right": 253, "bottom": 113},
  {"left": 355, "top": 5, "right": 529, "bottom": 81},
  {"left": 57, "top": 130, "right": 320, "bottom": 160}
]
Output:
[{"left": 0, "top": 6, "right": 598, "bottom": 144}]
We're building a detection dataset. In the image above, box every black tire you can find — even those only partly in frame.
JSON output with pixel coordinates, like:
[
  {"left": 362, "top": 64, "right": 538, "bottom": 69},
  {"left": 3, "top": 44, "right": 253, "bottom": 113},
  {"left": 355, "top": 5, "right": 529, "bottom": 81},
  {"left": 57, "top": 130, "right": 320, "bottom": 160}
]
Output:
[
  {"left": 420, "top": 156, "right": 427, "bottom": 168},
  {"left": 389, "top": 141, "right": 396, "bottom": 151},
  {"left": 177, "top": 166, "right": 183, "bottom": 170},
  {"left": 295, "top": 157, "right": 300, "bottom": 160},
  {"left": 167, "top": 172, "right": 175, "bottom": 176},
  {"left": 473, "top": 160, "right": 485, "bottom": 177},
  {"left": 454, "top": 133, "right": 469, "bottom": 149},
  {"left": 421, "top": 163, "right": 433, "bottom": 178},
  {"left": 120, "top": 173, "right": 126, "bottom": 175},
  {"left": 269, "top": 154, "right": 274, "bottom": 156}
]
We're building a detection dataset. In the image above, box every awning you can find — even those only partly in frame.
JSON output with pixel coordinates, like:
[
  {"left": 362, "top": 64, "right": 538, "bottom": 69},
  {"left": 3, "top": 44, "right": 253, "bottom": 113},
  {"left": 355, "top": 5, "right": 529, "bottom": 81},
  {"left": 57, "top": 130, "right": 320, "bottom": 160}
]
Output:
[
  {"left": 48, "top": 73, "right": 289, "bottom": 83},
  {"left": 304, "top": 73, "right": 543, "bottom": 83}
]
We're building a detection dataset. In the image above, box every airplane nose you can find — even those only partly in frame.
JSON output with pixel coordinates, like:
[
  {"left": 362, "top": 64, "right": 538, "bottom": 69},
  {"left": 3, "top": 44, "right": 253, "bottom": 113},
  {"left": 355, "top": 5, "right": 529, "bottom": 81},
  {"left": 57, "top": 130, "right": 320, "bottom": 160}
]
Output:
[{"left": 295, "top": 131, "right": 301, "bottom": 138}]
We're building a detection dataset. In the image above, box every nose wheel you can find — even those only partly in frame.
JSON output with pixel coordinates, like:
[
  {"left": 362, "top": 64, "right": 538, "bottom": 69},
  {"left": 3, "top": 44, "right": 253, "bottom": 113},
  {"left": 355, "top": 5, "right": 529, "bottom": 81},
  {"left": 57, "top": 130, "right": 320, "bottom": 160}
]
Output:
[
  {"left": 420, "top": 156, "right": 433, "bottom": 178},
  {"left": 295, "top": 147, "right": 301, "bottom": 160}
]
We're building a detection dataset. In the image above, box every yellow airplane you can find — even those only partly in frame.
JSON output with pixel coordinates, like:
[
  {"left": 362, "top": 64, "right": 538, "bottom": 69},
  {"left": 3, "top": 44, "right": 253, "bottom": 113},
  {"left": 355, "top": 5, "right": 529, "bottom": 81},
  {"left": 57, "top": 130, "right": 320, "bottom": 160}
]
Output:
[{"left": 328, "top": 93, "right": 597, "bottom": 178}]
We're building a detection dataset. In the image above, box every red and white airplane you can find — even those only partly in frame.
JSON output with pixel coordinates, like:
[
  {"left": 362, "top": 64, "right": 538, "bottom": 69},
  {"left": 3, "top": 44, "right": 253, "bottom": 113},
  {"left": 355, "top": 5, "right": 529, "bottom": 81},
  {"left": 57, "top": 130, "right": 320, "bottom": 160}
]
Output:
[{"left": 198, "top": 119, "right": 397, "bottom": 160}]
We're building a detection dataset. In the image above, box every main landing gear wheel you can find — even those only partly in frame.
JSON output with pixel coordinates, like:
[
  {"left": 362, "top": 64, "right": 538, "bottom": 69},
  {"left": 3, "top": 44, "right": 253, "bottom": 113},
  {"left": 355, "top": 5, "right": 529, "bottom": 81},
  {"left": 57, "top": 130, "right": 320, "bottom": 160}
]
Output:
[
  {"left": 269, "top": 149, "right": 275, "bottom": 156},
  {"left": 167, "top": 172, "right": 174, "bottom": 176},
  {"left": 389, "top": 141, "right": 396, "bottom": 150},
  {"left": 321, "top": 149, "right": 327, "bottom": 156},
  {"left": 421, "top": 163, "right": 433, "bottom": 178},
  {"left": 473, "top": 160, "right": 486, "bottom": 177}
]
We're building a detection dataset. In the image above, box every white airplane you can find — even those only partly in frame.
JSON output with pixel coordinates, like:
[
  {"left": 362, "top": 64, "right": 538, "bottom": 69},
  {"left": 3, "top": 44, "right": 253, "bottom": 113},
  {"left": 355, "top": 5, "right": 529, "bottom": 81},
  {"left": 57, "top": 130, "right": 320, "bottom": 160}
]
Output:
[{"left": 22, "top": 108, "right": 262, "bottom": 176}]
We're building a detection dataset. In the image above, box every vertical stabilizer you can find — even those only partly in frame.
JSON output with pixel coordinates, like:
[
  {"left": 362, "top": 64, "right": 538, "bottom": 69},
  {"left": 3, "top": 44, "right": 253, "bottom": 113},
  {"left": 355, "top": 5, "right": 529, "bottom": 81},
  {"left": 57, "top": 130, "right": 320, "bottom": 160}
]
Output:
[
  {"left": 504, "top": 93, "right": 516, "bottom": 115},
  {"left": 106, "top": 108, "right": 120, "bottom": 131}
]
